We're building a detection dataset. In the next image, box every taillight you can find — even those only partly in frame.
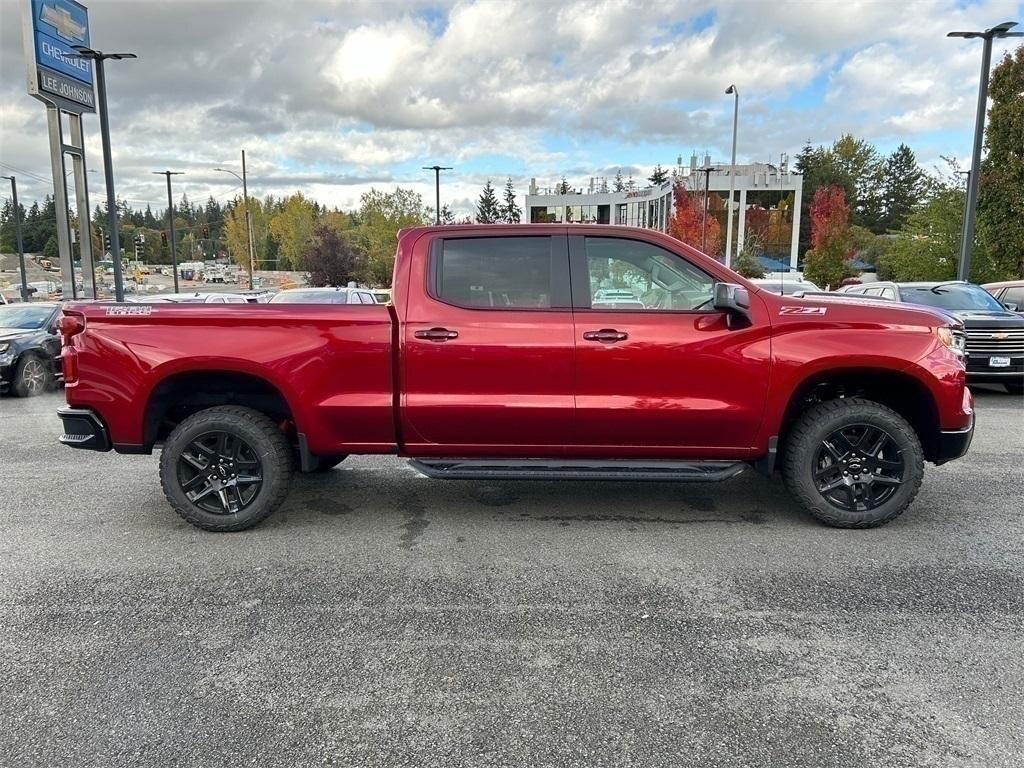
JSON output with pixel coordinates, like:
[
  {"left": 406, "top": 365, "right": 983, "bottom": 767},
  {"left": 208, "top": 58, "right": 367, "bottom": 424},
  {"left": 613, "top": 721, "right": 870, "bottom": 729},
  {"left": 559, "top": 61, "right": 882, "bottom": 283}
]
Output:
[{"left": 58, "top": 312, "right": 85, "bottom": 385}]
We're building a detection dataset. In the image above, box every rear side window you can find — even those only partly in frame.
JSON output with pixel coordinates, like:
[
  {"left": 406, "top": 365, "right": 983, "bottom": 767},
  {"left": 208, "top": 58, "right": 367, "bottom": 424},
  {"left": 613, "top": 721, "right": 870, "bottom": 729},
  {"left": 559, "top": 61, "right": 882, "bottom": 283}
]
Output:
[
  {"left": 436, "top": 237, "right": 553, "bottom": 309},
  {"left": 1002, "top": 287, "right": 1024, "bottom": 307}
]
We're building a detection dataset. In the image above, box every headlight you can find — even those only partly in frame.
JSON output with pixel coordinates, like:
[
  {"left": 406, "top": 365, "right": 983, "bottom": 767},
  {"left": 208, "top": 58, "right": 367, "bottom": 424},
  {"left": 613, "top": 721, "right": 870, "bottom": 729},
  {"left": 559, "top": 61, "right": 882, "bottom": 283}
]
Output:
[
  {"left": 0, "top": 342, "right": 9, "bottom": 354},
  {"left": 937, "top": 327, "right": 966, "bottom": 357}
]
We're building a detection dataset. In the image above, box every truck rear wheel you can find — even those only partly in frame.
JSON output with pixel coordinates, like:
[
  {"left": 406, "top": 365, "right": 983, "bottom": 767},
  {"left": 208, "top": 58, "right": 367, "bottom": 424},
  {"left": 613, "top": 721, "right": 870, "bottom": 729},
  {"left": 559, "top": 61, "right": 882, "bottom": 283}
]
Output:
[
  {"left": 159, "top": 406, "right": 293, "bottom": 531},
  {"left": 782, "top": 398, "right": 924, "bottom": 529}
]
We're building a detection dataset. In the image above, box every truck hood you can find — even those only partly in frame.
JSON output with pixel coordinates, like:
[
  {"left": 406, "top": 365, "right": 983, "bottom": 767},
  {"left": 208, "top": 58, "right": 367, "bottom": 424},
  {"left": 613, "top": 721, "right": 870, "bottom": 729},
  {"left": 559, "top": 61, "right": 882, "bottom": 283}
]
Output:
[{"left": 943, "top": 310, "right": 1024, "bottom": 327}]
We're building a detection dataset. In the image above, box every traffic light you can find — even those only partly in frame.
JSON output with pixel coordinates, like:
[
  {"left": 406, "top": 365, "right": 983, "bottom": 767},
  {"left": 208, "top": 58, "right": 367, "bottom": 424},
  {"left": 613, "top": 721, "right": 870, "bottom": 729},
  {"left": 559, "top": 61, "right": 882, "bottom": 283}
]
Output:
[
  {"left": 103, "top": 232, "right": 111, "bottom": 253},
  {"left": 201, "top": 225, "right": 209, "bottom": 238},
  {"left": 161, "top": 231, "right": 168, "bottom": 246}
]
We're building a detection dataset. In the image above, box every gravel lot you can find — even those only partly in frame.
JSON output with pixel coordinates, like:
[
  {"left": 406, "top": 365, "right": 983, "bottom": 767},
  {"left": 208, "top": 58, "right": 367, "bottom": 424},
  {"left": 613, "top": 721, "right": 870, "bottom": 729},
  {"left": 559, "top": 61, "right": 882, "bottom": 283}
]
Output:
[{"left": 1, "top": 388, "right": 1022, "bottom": 767}]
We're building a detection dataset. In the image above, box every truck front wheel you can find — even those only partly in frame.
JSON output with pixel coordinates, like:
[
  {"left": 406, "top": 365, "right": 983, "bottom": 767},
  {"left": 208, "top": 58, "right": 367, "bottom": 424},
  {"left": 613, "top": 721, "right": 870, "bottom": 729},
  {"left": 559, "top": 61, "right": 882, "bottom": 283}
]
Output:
[
  {"left": 782, "top": 398, "right": 924, "bottom": 529},
  {"left": 159, "top": 406, "right": 293, "bottom": 532}
]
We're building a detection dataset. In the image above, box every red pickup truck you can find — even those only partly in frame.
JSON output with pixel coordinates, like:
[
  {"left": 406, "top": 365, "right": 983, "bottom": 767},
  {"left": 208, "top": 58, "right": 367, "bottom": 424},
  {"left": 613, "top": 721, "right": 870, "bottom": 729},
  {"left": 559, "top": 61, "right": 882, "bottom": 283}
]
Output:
[{"left": 56, "top": 225, "right": 974, "bottom": 531}]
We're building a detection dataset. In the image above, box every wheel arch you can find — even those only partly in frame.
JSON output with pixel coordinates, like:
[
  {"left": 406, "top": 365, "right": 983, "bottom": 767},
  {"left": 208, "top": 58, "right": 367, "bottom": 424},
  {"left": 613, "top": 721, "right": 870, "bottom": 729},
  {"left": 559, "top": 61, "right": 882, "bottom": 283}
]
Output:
[
  {"left": 142, "top": 368, "right": 297, "bottom": 451},
  {"left": 776, "top": 366, "right": 942, "bottom": 463}
]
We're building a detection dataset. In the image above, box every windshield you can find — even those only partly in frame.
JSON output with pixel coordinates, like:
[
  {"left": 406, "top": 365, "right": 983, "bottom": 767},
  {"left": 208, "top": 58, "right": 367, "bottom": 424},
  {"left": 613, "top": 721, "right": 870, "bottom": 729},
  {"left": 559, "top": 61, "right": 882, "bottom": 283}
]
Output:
[
  {"left": 899, "top": 284, "right": 1004, "bottom": 311},
  {"left": 270, "top": 291, "right": 345, "bottom": 304},
  {"left": 0, "top": 305, "right": 52, "bottom": 330}
]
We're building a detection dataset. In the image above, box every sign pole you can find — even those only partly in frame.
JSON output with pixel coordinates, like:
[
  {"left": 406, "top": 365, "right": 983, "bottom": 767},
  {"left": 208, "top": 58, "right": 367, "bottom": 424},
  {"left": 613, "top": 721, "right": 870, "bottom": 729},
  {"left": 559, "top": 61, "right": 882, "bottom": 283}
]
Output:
[{"left": 92, "top": 56, "right": 124, "bottom": 301}]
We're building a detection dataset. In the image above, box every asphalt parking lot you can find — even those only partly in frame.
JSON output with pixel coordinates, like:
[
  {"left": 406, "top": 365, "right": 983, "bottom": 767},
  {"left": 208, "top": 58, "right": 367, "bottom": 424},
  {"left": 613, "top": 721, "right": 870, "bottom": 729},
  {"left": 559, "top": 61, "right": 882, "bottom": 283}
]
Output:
[{"left": 1, "top": 389, "right": 1022, "bottom": 767}]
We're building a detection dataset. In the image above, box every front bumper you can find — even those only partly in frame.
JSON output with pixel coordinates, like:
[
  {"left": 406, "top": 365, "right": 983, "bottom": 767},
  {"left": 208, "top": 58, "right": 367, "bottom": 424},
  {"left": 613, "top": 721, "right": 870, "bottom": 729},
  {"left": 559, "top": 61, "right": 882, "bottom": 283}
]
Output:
[
  {"left": 934, "top": 413, "right": 974, "bottom": 466},
  {"left": 57, "top": 407, "right": 111, "bottom": 452}
]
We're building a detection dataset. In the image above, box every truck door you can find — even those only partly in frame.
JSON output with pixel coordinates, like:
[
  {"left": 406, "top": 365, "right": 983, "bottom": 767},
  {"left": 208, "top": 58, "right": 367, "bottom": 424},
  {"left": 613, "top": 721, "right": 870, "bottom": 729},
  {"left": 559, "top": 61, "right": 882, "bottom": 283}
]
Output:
[
  {"left": 569, "top": 235, "right": 771, "bottom": 455},
  {"left": 401, "top": 233, "right": 575, "bottom": 453}
]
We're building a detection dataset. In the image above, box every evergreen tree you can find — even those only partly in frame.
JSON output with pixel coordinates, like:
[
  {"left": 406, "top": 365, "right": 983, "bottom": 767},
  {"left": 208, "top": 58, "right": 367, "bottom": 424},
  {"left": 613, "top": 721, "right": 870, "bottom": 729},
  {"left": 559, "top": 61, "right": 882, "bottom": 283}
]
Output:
[
  {"left": 439, "top": 205, "right": 456, "bottom": 225},
  {"left": 476, "top": 180, "right": 502, "bottom": 223},
  {"left": 613, "top": 169, "right": 625, "bottom": 192},
  {"left": 648, "top": 164, "right": 668, "bottom": 186},
  {"left": 305, "top": 223, "right": 363, "bottom": 287},
  {"left": 879, "top": 144, "right": 926, "bottom": 233},
  {"left": 556, "top": 176, "right": 571, "bottom": 195},
  {"left": 501, "top": 178, "right": 522, "bottom": 224}
]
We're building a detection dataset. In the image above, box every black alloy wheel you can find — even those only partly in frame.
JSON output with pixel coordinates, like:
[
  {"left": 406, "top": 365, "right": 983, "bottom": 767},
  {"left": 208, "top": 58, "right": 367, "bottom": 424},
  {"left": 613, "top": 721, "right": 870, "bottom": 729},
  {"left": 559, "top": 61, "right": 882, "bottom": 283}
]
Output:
[
  {"left": 812, "top": 424, "right": 905, "bottom": 512},
  {"left": 177, "top": 431, "right": 264, "bottom": 515}
]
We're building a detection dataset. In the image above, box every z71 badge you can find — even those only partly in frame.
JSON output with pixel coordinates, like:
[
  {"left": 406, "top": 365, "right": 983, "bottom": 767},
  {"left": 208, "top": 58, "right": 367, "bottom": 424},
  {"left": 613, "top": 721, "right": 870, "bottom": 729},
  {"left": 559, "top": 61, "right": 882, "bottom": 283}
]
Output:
[
  {"left": 105, "top": 305, "right": 152, "bottom": 316},
  {"left": 779, "top": 306, "right": 827, "bottom": 315}
]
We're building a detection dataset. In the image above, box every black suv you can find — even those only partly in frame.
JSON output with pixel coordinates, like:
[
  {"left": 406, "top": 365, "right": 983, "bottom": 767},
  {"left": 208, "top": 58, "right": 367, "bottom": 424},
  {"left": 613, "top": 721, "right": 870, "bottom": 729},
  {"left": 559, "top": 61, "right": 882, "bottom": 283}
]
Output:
[
  {"left": 841, "top": 281, "right": 1024, "bottom": 394},
  {"left": 0, "top": 302, "right": 63, "bottom": 397}
]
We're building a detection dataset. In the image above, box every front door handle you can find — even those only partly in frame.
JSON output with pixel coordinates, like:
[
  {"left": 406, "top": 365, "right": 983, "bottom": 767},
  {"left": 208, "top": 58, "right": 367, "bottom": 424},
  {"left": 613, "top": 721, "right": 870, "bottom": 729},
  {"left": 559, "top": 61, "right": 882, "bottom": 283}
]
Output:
[
  {"left": 583, "top": 329, "right": 628, "bottom": 343},
  {"left": 414, "top": 327, "right": 459, "bottom": 341}
]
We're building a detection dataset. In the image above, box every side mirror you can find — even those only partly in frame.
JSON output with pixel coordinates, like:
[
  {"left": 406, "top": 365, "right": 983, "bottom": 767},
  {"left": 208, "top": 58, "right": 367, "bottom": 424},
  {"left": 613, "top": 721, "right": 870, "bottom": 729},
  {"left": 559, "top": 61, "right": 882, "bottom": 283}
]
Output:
[{"left": 713, "top": 282, "right": 751, "bottom": 325}]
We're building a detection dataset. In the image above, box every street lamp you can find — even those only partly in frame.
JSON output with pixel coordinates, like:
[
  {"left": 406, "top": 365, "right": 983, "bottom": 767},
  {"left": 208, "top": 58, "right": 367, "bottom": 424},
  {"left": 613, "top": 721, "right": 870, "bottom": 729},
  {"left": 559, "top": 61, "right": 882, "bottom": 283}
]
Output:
[
  {"left": 724, "top": 85, "right": 739, "bottom": 269},
  {"left": 68, "top": 46, "right": 137, "bottom": 302},
  {"left": 422, "top": 165, "right": 453, "bottom": 224},
  {"left": 152, "top": 171, "right": 184, "bottom": 293},
  {"left": 947, "top": 20, "right": 1022, "bottom": 281},
  {"left": 0, "top": 175, "right": 29, "bottom": 302},
  {"left": 215, "top": 150, "right": 256, "bottom": 287}
]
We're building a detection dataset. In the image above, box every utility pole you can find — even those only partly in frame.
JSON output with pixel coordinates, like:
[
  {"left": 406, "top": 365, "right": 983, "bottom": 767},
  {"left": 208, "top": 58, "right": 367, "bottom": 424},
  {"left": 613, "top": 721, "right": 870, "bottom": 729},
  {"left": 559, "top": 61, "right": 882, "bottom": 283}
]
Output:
[
  {"left": 69, "top": 47, "right": 137, "bottom": 302},
  {"left": 699, "top": 165, "right": 720, "bottom": 254},
  {"left": 1, "top": 176, "right": 30, "bottom": 302},
  {"left": 724, "top": 85, "right": 739, "bottom": 269},
  {"left": 153, "top": 171, "right": 183, "bottom": 293},
  {"left": 215, "top": 152, "right": 256, "bottom": 288},
  {"left": 947, "top": 21, "right": 1022, "bottom": 281},
  {"left": 423, "top": 165, "right": 453, "bottom": 224}
]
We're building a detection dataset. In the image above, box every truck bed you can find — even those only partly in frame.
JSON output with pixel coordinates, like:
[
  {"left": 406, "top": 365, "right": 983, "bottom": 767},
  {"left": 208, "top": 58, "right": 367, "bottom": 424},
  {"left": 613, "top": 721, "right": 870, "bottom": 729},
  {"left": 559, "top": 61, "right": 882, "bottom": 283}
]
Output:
[{"left": 61, "top": 302, "right": 397, "bottom": 455}]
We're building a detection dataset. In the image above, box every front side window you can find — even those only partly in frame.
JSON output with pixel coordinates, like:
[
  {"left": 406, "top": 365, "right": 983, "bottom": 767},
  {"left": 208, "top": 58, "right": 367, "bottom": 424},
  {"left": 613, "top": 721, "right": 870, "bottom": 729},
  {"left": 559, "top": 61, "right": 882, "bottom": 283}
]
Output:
[
  {"left": 437, "top": 237, "right": 553, "bottom": 309},
  {"left": 584, "top": 237, "right": 715, "bottom": 311}
]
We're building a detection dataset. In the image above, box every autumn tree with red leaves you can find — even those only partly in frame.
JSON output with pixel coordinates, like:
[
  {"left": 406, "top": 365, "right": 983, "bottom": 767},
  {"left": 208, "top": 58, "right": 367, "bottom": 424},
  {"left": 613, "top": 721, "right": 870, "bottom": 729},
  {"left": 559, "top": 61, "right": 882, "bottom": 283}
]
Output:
[
  {"left": 803, "top": 185, "right": 855, "bottom": 288},
  {"left": 669, "top": 185, "right": 721, "bottom": 257}
]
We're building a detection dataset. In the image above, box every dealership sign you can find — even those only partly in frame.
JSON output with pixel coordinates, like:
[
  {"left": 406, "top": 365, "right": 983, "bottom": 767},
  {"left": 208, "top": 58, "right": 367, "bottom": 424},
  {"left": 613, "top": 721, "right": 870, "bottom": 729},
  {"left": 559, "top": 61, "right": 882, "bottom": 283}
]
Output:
[{"left": 22, "top": 0, "right": 95, "bottom": 112}]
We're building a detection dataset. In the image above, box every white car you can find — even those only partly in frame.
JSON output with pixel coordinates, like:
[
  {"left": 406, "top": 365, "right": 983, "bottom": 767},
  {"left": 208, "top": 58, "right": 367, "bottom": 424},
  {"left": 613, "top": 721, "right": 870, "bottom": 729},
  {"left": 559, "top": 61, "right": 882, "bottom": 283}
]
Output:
[
  {"left": 127, "top": 292, "right": 248, "bottom": 304},
  {"left": 269, "top": 287, "right": 378, "bottom": 305}
]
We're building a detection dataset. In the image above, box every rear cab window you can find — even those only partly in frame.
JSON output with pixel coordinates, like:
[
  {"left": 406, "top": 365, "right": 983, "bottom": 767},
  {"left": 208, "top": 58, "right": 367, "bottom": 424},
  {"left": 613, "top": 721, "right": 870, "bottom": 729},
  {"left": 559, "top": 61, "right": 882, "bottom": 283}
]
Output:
[{"left": 432, "top": 236, "right": 565, "bottom": 309}]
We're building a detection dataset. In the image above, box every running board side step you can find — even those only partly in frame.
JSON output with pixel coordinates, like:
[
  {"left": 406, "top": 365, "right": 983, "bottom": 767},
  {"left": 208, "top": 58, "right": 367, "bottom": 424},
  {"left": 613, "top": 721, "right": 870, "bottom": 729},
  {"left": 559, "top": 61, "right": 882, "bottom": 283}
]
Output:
[{"left": 408, "top": 458, "right": 747, "bottom": 482}]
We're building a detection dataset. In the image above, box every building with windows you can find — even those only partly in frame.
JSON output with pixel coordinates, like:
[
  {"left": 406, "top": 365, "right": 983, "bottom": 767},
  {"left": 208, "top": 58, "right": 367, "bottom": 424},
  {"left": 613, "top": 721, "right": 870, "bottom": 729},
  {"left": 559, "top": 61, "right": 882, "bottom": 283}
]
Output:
[
  {"left": 524, "top": 154, "right": 804, "bottom": 268},
  {"left": 527, "top": 180, "right": 675, "bottom": 232}
]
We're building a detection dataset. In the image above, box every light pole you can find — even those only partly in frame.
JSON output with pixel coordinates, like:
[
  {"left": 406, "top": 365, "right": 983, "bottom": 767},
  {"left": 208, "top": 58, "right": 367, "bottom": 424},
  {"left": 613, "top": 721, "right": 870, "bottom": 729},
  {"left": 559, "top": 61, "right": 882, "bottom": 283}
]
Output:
[
  {"left": 1, "top": 175, "right": 29, "bottom": 302},
  {"left": 697, "top": 165, "right": 720, "bottom": 254},
  {"left": 947, "top": 21, "right": 1022, "bottom": 281},
  {"left": 215, "top": 151, "right": 256, "bottom": 287},
  {"left": 724, "top": 85, "right": 739, "bottom": 269},
  {"left": 153, "top": 171, "right": 183, "bottom": 293},
  {"left": 69, "top": 47, "right": 137, "bottom": 302},
  {"left": 423, "top": 165, "right": 453, "bottom": 224}
]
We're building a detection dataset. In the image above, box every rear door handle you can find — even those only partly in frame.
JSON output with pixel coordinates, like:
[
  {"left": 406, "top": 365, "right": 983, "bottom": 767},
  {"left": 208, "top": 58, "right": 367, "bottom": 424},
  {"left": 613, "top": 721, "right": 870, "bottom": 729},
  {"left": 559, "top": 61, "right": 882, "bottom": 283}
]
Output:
[
  {"left": 414, "top": 327, "right": 459, "bottom": 341},
  {"left": 583, "top": 329, "right": 628, "bottom": 343}
]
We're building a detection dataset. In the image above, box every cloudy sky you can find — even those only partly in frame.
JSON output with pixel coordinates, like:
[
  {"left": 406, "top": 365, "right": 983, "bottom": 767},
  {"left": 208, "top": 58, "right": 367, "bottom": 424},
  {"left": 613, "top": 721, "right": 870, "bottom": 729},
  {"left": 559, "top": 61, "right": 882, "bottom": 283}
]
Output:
[{"left": 1, "top": 0, "right": 1022, "bottom": 216}]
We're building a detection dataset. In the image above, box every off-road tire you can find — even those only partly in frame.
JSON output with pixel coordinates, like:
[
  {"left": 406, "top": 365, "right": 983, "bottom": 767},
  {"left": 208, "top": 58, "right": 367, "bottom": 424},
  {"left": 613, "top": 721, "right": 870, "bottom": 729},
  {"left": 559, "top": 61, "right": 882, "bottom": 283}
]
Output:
[
  {"left": 782, "top": 397, "right": 924, "bottom": 529},
  {"left": 12, "top": 353, "right": 51, "bottom": 397},
  {"left": 160, "top": 406, "right": 293, "bottom": 531}
]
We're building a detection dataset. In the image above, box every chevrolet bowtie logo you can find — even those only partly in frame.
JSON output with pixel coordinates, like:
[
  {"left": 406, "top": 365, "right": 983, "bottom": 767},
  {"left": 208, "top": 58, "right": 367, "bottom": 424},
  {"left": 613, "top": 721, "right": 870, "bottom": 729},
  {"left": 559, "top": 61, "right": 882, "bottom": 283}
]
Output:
[
  {"left": 40, "top": 3, "right": 87, "bottom": 43},
  {"left": 991, "top": 332, "right": 1009, "bottom": 340}
]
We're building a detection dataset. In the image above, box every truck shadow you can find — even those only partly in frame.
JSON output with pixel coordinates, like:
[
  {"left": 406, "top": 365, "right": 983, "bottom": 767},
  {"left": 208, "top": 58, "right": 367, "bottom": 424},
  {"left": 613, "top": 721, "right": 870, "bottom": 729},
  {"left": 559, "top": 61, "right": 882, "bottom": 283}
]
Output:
[{"left": 279, "top": 466, "right": 806, "bottom": 534}]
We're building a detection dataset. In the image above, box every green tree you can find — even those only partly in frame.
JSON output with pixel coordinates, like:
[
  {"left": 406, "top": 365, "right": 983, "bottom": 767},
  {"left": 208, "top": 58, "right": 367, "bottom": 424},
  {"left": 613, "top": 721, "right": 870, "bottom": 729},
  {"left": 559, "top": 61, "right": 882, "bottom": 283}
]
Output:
[
  {"left": 351, "top": 187, "right": 429, "bottom": 286},
  {"left": 803, "top": 185, "right": 854, "bottom": 289},
  {"left": 476, "top": 180, "right": 502, "bottom": 223},
  {"left": 612, "top": 169, "right": 625, "bottom": 192},
  {"left": 978, "top": 45, "right": 1024, "bottom": 279},
  {"left": 42, "top": 235, "right": 59, "bottom": 262},
  {"left": 269, "top": 193, "right": 317, "bottom": 271},
  {"left": 501, "top": 178, "right": 521, "bottom": 224},
  {"left": 732, "top": 238, "right": 765, "bottom": 278},
  {"left": 879, "top": 144, "right": 927, "bottom": 233},
  {"left": 648, "top": 164, "right": 668, "bottom": 185}
]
